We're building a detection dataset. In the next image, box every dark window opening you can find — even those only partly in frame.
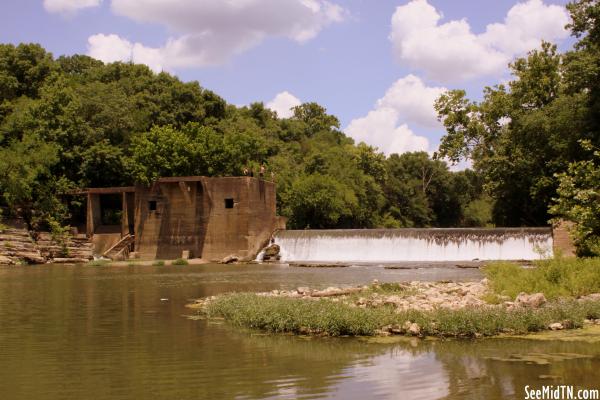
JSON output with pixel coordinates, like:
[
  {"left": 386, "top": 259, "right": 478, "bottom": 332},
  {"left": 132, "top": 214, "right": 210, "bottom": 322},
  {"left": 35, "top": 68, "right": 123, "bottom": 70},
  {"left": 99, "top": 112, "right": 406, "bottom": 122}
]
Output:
[
  {"left": 225, "top": 198, "right": 234, "bottom": 209},
  {"left": 100, "top": 194, "right": 122, "bottom": 225},
  {"left": 149, "top": 200, "right": 157, "bottom": 211}
]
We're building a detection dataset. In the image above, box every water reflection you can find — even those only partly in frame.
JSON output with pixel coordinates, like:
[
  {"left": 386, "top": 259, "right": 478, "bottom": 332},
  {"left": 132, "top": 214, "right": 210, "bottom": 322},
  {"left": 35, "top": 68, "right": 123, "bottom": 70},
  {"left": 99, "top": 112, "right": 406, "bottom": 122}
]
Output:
[{"left": 0, "top": 264, "right": 598, "bottom": 400}]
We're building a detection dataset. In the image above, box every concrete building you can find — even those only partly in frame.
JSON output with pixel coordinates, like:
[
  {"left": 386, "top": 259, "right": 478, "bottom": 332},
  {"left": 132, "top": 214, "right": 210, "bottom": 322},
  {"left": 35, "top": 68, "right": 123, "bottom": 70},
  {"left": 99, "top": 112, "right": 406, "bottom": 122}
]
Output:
[{"left": 79, "top": 176, "right": 281, "bottom": 261}]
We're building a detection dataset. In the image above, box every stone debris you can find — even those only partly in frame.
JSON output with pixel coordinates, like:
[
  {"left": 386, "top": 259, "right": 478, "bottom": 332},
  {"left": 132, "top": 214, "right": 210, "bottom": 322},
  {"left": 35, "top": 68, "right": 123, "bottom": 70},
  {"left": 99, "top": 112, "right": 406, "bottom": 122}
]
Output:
[
  {"left": 220, "top": 255, "right": 239, "bottom": 264},
  {"left": 515, "top": 292, "right": 547, "bottom": 308},
  {"left": 548, "top": 322, "right": 564, "bottom": 330}
]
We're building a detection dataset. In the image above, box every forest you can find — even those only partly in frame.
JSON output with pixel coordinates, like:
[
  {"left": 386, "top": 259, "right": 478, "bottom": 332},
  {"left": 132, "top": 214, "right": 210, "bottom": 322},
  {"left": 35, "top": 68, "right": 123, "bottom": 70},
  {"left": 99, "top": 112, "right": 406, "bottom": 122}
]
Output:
[{"left": 0, "top": 0, "right": 598, "bottom": 255}]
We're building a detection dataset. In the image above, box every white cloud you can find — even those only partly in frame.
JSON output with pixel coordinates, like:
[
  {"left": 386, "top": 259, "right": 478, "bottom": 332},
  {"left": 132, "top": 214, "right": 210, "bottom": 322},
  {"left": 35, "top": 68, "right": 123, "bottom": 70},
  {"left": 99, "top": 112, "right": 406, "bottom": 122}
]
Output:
[
  {"left": 390, "top": 0, "right": 569, "bottom": 82},
  {"left": 86, "top": 0, "right": 346, "bottom": 71},
  {"left": 345, "top": 74, "right": 446, "bottom": 155},
  {"left": 376, "top": 74, "right": 446, "bottom": 128},
  {"left": 44, "top": 0, "right": 101, "bottom": 14},
  {"left": 87, "top": 34, "right": 133, "bottom": 64},
  {"left": 266, "top": 91, "right": 302, "bottom": 119},
  {"left": 345, "top": 108, "right": 430, "bottom": 155}
]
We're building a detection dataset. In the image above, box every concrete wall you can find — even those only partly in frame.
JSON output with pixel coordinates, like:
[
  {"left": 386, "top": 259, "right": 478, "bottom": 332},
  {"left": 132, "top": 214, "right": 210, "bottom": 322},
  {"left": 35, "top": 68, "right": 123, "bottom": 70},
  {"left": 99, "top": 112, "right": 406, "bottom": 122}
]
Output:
[
  {"left": 134, "top": 177, "right": 276, "bottom": 261},
  {"left": 201, "top": 177, "right": 276, "bottom": 261},
  {"left": 553, "top": 220, "right": 577, "bottom": 257}
]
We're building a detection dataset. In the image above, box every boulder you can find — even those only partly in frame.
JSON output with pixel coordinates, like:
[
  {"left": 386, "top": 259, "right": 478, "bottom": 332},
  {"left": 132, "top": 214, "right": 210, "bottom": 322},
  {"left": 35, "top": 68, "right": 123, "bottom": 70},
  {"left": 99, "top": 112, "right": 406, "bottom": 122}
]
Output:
[
  {"left": 548, "top": 322, "right": 564, "bottom": 331},
  {"left": 297, "top": 287, "right": 311, "bottom": 295},
  {"left": 263, "top": 244, "right": 280, "bottom": 257},
  {"left": 515, "top": 292, "right": 547, "bottom": 308},
  {"left": 221, "top": 255, "right": 239, "bottom": 264},
  {"left": 408, "top": 323, "right": 421, "bottom": 336},
  {"left": 0, "top": 255, "right": 14, "bottom": 265}
]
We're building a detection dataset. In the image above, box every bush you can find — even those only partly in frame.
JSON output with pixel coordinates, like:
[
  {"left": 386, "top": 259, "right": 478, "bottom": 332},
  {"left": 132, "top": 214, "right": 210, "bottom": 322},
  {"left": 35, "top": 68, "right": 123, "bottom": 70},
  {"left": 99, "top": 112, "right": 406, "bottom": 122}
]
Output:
[
  {"left": 484, "top": 257, "right": 600, "bottom": 299},
  {"left": 152, "top": 260, "right": 165, "bottom": 266},
  {"left": 172, "top": 258, "right": 188, "bottom": 266}
]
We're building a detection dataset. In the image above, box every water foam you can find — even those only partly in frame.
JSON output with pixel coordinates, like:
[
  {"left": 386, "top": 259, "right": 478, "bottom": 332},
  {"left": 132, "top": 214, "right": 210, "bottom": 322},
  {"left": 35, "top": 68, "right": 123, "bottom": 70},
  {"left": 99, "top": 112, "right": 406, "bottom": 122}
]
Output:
[{"left": 274, "top": 228, "right": 553, "bottom": 263}]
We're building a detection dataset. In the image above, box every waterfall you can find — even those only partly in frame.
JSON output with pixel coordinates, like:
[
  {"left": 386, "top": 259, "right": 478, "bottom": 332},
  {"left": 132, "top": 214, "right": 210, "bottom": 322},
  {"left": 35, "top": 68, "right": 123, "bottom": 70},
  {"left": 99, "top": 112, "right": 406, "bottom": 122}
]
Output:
[{"left": 274, "top": 228, "right": 553, "bottom": 263}]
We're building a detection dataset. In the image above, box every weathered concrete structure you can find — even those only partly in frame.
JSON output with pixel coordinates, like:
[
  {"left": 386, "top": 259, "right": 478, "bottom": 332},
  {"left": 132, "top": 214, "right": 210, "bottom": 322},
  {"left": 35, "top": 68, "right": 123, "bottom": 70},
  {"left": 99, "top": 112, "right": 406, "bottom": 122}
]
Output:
[{"left": 81, "top": 177, "right": 279, "bottom": 261}]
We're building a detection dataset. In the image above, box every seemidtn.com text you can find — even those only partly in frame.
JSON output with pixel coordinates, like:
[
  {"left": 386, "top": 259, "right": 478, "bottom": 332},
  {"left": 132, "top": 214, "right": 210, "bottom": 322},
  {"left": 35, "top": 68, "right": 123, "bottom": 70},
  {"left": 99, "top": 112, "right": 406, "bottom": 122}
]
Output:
[{"left": 525, "top": 385, "right": 599, "bottom": 400}]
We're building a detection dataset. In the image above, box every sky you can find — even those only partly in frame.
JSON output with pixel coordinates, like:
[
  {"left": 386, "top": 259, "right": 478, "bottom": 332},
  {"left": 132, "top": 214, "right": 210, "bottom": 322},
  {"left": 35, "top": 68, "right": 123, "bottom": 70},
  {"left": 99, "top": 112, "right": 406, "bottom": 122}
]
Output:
[{"left": 0, "top": 0, "right": 573, "bottom": 157}]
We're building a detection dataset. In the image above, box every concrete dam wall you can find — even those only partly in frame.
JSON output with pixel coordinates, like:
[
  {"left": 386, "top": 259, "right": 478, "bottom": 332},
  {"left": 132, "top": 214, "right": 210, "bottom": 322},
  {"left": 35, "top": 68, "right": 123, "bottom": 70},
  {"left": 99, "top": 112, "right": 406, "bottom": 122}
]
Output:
[{"left": 273, "top": 228, "right": 554, "bottom": 263}]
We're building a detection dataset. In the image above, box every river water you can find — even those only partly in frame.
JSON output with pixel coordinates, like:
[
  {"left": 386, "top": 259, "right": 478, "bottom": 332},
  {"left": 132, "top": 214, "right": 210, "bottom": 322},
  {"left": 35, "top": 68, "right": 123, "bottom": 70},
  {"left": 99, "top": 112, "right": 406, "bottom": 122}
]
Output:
[{"left": 0, "top": 264, "right": 598, "bottom": 400}]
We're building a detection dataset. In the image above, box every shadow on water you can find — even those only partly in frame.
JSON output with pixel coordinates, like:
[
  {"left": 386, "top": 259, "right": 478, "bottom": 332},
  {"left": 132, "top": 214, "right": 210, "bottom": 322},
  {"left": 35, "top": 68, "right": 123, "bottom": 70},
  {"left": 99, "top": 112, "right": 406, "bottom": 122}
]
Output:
[{"left": 0, "top": 264, "right": 598, "bottom": 399}]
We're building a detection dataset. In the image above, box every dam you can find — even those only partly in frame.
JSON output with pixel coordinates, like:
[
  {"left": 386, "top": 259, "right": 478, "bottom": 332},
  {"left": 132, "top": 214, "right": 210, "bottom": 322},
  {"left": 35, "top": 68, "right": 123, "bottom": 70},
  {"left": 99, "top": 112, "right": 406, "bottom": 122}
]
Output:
[{"left": 273, "top": 228, "right": 555, "bottom": 263}]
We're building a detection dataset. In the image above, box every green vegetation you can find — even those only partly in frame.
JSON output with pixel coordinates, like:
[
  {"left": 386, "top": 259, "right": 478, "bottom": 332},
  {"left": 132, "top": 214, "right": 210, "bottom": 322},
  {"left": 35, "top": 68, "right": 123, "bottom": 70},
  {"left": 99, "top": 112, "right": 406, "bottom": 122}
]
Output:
[
  {"left": 152, "top": 260, "right": 165, "bottom": 266},
  {"left": 0, "top": 44, "right": 487, "bottom": 234},
  {"left": 0, "top": 1, "right": 598, "bottom": 255},
  {"left": 172, "top": 258, "right": 189, "bottom": 266},
  {"left": 434, "top": 0, "right": 600, "bottom": 254},
  {"left": 484, "top": 257, "right": 600, "bottom": 300},
  {"left": 204, "top": 292, "right": 600, "bottom": 337}
]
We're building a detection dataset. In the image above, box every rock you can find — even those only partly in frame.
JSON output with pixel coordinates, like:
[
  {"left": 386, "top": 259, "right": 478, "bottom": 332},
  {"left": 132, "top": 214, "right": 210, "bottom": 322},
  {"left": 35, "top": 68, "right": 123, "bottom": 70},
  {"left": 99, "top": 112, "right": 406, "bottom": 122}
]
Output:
[
  {"left": 408, "top": 323, "right": 421, "bottom": 336},
  {"left": 297, "top": 287, "right": 311, "bottom": 295},
  {"left": 221, "top": 255, "right": 239, "bottom": 264},
  {"left": 374, "top": 329, "right": 391, "bottom": 336},
  {"left": 390, "top": 324, "right": 404, "bottom": 334},
  {"left": 515, "top": 292, "right": 547, "bottom": 308},
  {"left": 579, "top": 293, "right": 600, "bottom": 301},
  {"left": 0, "top": 255, "right": 15, "bottom": 265},
  {"left": 548, "top": 322, "right": 564, "bottom": 331},
  {"left": 263, "top": 244, "right": 280, "bottom": 257}
]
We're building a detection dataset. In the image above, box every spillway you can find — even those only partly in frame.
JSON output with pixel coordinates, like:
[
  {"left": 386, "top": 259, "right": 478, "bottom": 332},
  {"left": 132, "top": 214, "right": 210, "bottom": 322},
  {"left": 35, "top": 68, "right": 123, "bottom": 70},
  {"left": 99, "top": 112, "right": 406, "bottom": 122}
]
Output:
[{"left": 274, "top": 228, "right": 553, "bottom": 263}]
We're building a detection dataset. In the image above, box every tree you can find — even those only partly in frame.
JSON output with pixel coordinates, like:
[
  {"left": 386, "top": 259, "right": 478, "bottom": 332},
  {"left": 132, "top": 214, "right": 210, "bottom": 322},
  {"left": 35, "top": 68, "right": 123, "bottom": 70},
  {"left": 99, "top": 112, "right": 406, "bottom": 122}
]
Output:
[
  {"left": 550, "top": 140, "right": 600, "bottom": 256},
  {"left": 435, "top": 42, "right": 591, "bottom": 226},
  {"left": 281, "top": 174, "right": 357, "bottom": 229}
]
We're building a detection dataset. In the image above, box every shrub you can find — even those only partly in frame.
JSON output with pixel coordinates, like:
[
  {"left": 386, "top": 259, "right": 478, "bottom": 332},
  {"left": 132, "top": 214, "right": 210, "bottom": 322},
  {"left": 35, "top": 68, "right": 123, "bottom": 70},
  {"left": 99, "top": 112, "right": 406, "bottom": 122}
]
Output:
[
  {"left": 152, "top": 260, "right": 165, "bottom": 266},
  {"left": 484, "top": 257, "right": 600, "bottom": 299},
  {"left": 172, "top": 258, "right": 188, "bottom": 266}
]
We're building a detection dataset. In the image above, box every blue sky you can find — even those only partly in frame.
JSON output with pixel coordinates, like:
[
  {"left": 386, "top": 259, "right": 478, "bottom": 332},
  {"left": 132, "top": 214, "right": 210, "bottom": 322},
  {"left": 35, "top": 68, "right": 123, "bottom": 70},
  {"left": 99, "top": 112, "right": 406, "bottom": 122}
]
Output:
[{"left": 0, "top": 0, "right": 572, "bottom": 155}]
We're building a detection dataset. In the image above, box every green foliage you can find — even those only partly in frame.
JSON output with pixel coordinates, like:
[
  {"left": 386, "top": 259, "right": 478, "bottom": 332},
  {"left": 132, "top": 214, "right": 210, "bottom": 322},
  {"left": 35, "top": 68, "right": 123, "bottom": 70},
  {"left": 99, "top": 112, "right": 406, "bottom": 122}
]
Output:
[
  {"left": 206, "top": 293, "right": 390, "bottom": 336},
  {"left": 48, "top": 218, "right": 70, "bottom": 257},
  {"left": 205, "top": 292, "right": 600, "bottom": 337},
  {"left": 484, "top": 257, "right": 600, "bottom": 299},
  {"left": 172, "top": 258, "right": 188, "bottom": 266},
  {"left": 0, "top": 42, "right": 490, "bottom": 231},
  {"left": 463, "top": 196, "right": 494, "bottom": 227},
  {"left": 152, "top": 260, "right": 165, "bottom": 266},
  {"left": 434, "top": 1, "right": 600, "bottom": 249},
  {"left": 550, "top": 141, "right": 600, "bottom": 256}
]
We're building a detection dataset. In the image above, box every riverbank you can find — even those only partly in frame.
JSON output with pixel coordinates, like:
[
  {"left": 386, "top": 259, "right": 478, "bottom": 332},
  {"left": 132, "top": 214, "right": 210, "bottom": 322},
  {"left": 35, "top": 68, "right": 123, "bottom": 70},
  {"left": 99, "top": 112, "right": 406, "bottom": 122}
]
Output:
[
  {"left": 189, "top": 258, "right": 600, "bottom": 338},
  {"left": 189, "top": 280, "right": 600, "bottom": 338},
  {"left": 0, "top": 226, "right": 93, "bottom": 265}
]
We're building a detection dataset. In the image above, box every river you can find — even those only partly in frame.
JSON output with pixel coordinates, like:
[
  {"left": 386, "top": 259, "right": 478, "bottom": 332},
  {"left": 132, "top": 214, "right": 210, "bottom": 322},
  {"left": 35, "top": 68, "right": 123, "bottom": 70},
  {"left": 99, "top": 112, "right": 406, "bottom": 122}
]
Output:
[{"left": 0, "top": 263, "right": 598, "bottom": 400}]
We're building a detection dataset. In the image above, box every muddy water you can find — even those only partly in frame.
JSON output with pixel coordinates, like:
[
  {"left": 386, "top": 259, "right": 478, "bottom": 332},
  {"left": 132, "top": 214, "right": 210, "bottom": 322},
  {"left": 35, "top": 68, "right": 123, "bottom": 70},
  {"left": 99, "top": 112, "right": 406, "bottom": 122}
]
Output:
[{"left": 0, "top": 264, "right": 598, "bottom": 400}]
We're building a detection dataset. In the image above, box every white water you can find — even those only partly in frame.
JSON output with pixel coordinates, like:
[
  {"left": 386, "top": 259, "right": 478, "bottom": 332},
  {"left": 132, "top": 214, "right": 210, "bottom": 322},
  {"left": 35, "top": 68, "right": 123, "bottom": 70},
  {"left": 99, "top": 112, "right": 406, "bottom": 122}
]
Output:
[{"left": 274, "top": 228, "right": 553, "bottom": 263}]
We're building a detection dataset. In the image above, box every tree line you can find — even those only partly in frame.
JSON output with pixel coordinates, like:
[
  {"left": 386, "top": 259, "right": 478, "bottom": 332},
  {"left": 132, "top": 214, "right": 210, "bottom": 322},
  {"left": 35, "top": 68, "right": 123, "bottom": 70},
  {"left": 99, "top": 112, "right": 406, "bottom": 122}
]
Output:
[{"left": 0, "top": 44, "right": 490, "bottom": 233}]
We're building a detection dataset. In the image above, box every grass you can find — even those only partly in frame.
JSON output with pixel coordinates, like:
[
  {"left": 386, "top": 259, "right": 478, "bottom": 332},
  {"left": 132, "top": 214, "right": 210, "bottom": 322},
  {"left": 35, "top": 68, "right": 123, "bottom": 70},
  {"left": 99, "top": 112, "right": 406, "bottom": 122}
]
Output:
[
  {"left": 152, "top": 260, "right": 165, "bottom": 266},
  {"left": 203, "top": 292, "right": 600, "bottom": 338},
  {"left": 484, "top": 257, "right": 600, "bottom": 300},
  {"left": 172, "top": 258, "right": 188, "bottom": 266}
]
